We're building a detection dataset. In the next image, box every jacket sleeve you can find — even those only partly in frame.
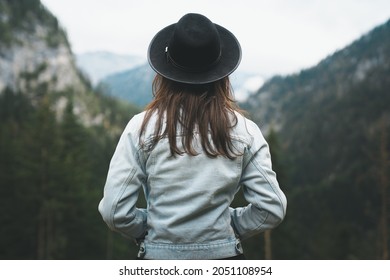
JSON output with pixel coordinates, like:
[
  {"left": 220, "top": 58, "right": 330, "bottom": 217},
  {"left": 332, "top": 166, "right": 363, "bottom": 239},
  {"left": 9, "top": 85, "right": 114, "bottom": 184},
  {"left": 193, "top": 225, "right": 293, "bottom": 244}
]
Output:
[
  {"left": 230, "top": 121, "right": 287, "bottom": 240},
  {"left": 98, "top": 118, "right": 147, "bottom": 240}
]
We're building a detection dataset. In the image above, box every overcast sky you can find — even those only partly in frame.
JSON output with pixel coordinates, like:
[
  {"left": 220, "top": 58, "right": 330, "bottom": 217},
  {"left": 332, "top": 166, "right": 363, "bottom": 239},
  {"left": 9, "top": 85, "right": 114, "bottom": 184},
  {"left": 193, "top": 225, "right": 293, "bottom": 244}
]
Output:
[{"left": 41, "top": 0, "right": 390, "bottom": 77}]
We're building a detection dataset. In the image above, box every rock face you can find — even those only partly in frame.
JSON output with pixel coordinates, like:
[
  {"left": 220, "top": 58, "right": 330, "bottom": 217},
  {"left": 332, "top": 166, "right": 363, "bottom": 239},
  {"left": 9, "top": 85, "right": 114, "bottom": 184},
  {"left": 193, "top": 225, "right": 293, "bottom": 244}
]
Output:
[
  {"left": 0, "top": 28, "right": 83, "bottom": 94},
  {"left": 0, "top": 2, "right": 85, "bottom": 94},
  {"left": 0, "top": 0, "right": 129, "bottom": 128}
]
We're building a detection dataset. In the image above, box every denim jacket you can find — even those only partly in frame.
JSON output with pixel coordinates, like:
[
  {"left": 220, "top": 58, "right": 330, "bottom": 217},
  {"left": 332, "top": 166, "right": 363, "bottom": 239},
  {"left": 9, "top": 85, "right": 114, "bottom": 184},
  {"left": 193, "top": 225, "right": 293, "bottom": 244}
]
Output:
[{"left": 98, "top": 111, "right": 287, "bottom": 259}]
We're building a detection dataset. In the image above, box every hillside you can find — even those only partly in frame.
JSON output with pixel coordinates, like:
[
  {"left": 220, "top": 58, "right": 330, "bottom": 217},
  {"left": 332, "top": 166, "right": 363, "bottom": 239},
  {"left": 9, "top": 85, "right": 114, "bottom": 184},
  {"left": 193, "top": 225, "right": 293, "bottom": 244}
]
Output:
[
  {"left": 0, "top": 0, "right": 139, "bottom": 259},
  {"left": 0, "top": 0, "right": 138, "bottom": 130},
  {"left": 98, "top": 63, "right": 155, "bottom": 108},
  {"left": 243, "top": 18, "right": 390, "bottom": 259}
]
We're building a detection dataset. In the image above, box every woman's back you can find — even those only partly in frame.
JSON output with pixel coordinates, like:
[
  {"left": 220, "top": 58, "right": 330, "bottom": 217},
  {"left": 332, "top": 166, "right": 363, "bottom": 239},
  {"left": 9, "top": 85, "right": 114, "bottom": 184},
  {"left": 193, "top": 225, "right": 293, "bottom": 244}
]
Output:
[
  {"left": 98, "top": 13, "right": 287, "bottom": 260},
  {"left": 99, "top": 110, "right": 286, "bottom": 259}
]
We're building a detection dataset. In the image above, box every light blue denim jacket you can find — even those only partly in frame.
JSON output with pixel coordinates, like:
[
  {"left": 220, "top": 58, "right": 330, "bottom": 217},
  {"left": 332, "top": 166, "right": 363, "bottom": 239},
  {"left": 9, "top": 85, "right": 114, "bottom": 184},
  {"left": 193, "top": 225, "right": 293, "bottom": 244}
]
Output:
[{"left": 98, "top": 111, "right": 287, "bottom": 259}]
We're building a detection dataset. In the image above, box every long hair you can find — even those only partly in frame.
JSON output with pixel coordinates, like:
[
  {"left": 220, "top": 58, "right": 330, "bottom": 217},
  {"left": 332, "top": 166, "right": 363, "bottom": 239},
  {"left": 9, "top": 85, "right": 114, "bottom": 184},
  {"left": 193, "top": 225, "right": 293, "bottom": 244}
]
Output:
[{"left": 139, "top": 74, "right": 244, "bottom": 159}]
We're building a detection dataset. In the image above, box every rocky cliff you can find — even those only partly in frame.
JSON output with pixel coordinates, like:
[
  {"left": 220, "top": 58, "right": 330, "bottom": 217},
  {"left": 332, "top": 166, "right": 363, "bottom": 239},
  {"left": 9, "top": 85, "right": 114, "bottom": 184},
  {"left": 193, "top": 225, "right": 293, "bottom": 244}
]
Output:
[{"left": 0, "top": 0, "right": 136, "bottom": 129}]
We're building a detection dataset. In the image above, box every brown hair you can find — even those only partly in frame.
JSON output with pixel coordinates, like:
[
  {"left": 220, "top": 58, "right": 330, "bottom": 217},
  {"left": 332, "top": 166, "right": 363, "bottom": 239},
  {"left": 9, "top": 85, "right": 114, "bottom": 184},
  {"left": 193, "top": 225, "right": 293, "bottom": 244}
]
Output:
[{"left": 139, "top": 75, "right": 244, "bottom": 159}]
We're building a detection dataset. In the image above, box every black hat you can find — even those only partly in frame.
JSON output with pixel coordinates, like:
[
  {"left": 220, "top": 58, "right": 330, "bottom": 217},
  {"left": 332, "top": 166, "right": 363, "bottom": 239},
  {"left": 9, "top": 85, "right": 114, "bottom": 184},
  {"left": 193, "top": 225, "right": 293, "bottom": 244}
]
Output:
[{"left": 148, "top": 13, "right": 241, "bottom": 84}]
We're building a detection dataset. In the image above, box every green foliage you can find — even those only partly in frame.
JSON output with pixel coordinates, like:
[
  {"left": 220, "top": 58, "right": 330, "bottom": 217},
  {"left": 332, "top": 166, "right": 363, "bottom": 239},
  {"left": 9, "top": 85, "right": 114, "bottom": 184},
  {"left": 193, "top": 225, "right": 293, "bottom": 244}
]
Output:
[{"left": 0, "top": 87, "right": 140, "bottom": 259}]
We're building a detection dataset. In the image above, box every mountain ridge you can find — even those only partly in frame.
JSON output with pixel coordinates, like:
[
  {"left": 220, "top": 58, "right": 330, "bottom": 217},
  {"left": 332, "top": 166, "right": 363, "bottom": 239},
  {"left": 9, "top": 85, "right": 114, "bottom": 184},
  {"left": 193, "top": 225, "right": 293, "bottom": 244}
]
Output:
[
  {"left": 96, "top": 63, "right": 265, "bottom": 107},
  {"left": 76, "top": 51, "right": 145, "bottom": 86},
  {"left": 244, "top": 18, "right": 390, "bottom": 134},
  {"left": 242, "top": 18, "right": 390, "bottom": 259}
]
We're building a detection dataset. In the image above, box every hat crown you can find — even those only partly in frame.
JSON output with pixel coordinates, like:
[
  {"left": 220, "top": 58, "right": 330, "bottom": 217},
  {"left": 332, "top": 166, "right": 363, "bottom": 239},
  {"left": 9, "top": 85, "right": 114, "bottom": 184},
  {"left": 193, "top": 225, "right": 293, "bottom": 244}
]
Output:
[
  {"left": 168, "top": 13, "right": 221, "bottom": 71},
  {"left": 148, "top": 13, "right": 241, "bottom": 84}
]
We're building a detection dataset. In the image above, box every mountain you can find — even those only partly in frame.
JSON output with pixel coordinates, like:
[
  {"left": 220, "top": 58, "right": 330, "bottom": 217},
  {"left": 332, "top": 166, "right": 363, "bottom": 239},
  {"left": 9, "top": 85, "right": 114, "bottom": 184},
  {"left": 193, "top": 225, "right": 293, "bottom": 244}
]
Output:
[
  {"left": 0, "top": 0, "right": 83, "bottom": 94},
  {"left": 0, "top": 0, "right": 140, "bottom": 260},
  {"left": 98, "top": 63, "right": 264, "bottom": 107},
  {"left": 242, "top": 18, "right": 390, "bottom": 259},
  {"left": 98, "top": 63, "right": 155, "bottom": 108},
  {"left": 0, "top": 0, "right": 138, "bottom": 130},
  {"left": 245, "top": 19, "right": 390, "bottom": 136},
  {"left": 75, "top": 51, "right": 145, "bottom": 86}
]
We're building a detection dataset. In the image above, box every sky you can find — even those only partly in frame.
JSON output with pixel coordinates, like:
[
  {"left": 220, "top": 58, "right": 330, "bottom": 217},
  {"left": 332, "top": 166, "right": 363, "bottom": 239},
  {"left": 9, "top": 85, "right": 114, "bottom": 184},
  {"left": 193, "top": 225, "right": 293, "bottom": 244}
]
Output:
[{"left": 41, "top": 0, "right": 390, "bottom": 77}]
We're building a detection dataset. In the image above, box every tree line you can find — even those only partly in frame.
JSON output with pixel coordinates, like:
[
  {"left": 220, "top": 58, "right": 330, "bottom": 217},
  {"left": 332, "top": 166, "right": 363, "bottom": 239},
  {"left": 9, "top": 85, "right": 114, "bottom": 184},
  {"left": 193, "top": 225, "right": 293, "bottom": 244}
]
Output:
[{"left": 0, "top": 87, "right": 140, "bottom": 259}]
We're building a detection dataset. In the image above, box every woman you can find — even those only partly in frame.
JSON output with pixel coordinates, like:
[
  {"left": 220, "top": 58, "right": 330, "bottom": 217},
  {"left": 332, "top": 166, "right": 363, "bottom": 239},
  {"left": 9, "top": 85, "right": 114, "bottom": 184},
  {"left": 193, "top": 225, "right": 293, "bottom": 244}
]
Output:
[{"left": 98, "top": 13, "right": 287, "bottom": 260}]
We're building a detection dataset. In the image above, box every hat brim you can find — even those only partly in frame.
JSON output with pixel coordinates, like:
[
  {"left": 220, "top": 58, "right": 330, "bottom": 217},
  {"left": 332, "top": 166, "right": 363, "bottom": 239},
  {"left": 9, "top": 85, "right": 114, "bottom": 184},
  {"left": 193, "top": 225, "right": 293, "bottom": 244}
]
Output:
[{"left": 148, "top": 23, "right": 241, "bottom": 84}]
